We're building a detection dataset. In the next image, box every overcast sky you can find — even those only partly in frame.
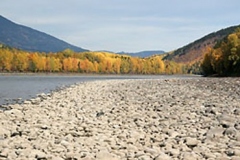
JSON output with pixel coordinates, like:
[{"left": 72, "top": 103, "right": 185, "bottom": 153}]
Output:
[{"left": 1, "top": 0, "right": 240, "bottom": 52}]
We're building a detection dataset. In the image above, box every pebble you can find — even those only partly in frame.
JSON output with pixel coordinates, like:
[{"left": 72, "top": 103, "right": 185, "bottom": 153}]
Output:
[{"left": 0, "top": 78, "right": 240, "bottom": 159}]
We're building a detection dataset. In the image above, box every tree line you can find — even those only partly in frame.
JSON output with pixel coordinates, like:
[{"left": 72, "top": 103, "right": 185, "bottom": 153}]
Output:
[
  {"left": 201, "top": 28, "right": 240, "bottom": 76},
  {"left": 0, "top": 46, "right": 186, "bottom": 74}
]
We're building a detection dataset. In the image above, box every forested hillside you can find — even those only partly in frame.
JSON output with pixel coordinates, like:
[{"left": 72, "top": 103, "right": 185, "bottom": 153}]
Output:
[
  {"left": 201, "top": 28, "right": 240, "bottom": 76},
  {"left": 163, "top": 25, "right": 240, "bottom": 74},
  {"left": 0, "top": 45, "right": 184, "bottom": 74},
  {"left": 164, "top": 25, "right": 240, "bottom": 64},
  {"left": 1, "top": 14, "right": 239, "bottom": 75}
]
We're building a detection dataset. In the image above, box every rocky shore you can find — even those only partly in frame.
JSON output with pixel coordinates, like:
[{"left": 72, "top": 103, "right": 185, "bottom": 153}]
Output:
[{"left": 1, "top": 77, "right": 240, "bottom": 160}]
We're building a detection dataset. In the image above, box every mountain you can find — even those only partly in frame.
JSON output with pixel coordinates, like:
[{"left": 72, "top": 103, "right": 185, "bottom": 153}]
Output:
[
  {"left": 163, "top": 25, "right": 240, "bottom": 63},
  {"left": 0, "top": 15, "right": 87, "bottom": 52},
  {"left": 118, "top": 50, "right": 165, "bottom": 58}
]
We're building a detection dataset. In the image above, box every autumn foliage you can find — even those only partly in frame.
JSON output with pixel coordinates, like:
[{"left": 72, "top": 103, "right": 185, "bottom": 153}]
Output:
[
  {"left": 0, "top": 46, "right": 186, "bottom": 74},
  {"left": 201, "top": 28, "right": 240, "bottom": 76}
]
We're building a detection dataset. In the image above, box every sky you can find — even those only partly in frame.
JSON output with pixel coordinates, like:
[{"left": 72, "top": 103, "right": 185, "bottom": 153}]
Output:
[{"left": 1, "top": 0, "right": 240, "bottom": 52}]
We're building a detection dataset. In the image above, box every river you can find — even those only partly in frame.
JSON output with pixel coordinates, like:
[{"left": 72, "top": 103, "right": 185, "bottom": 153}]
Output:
[{"left": 0, "top": 74, "right": 200, "bottom": 105}]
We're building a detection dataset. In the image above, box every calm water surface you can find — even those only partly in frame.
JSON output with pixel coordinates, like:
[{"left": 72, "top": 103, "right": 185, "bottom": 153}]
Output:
[{"left": 0, "top": 74, "right": 200, "bottom": 105}]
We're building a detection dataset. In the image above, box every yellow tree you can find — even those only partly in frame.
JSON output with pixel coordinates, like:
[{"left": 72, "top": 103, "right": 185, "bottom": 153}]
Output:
[
  {"left": 12, "top": 51, "right": 29, "bottom": 72},
  {"left": 63, "top": 57, "right": 73, "bottom": 72},
  {"left": 79, "top": 59, "right": 94, "bottom": 73},
  {"left": 105, "top": 58, "right": 113, "bottom": 73},
  {"left": 28, "top": 53, "right": 41, "bottom": 72},
  {"left": 151, "top": 56, "right": 165, "bottom": 74},
  {"left": 37, "top": 56, "right": 47, "bottom": 71},
  {"left": 120, "top": 57, "right": 130, "bottom": 73},
  {"left": 0, "top": 49, "right": 13, "bottom": 71},
  {"left": 112, "top": 59, "right": 121, "bottom": 74},
  {"left": 93, "top": 61, "right": 99, "bottom": 73},
  {"left": 54, "top": 58, "right": 62, "bottom": 72},
  {"left": 72, "top": 58, "right": 79, "bottom": 72},
  {"left": 136, "top": 59, "right": 144, "bottom": 74},
  {"left": 46, "top": 56, "right": 62, "bottom": 72},
  {"left": 142, "top": 59, "right": 151, "bottom": 74},
  {"left": 129, "top": 57, "right": 138, "bottom": 73},
  {"left": 98, "top": 61, "right": 107, "bottom": 73}
]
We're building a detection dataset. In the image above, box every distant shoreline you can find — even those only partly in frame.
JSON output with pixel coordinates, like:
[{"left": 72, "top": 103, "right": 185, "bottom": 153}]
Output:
[
  {"left": 0, "top": 72, "right": 200, "bottom": 76},
  {"left": 0, "top": 74, "right": 200, "bottom": 107}
]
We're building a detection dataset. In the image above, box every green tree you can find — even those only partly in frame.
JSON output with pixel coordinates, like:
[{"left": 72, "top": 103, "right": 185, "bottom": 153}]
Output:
[{"left": 201, "top": 28, "right": 240, "bottom": 76}]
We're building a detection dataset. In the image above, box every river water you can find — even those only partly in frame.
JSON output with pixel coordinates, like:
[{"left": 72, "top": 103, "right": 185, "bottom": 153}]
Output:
[{"left": 0, "top": 74, "right": 200, "bottom": 105}]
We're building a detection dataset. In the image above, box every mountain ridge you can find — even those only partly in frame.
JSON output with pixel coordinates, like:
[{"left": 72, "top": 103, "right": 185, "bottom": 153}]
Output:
[
  {"left": 163, "top": 24, "right": 240, "bottom": 64},
  {"left": 0, "top": 15, "right": 87, "bottom": 52},
  {"left": 117, "top": 50, "right": 165, "bottom": 58}
]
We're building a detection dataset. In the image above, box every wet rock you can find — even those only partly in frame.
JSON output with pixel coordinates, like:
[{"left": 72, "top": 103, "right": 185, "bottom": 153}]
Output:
[
  {"left": 23, "top": 100, "right": 31, "bottom": 105},
  {"left": 30, "top": 97, "right": 42, "bottom": 105},
  {"left": 37, "top": 93, "right": 49, "bottom": 100}
]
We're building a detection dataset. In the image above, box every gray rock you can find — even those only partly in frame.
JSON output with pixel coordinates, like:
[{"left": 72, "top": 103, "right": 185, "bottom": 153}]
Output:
[
  {"left": 37, "top": 93, "right": 49, "bottom": 100},
  {"left": 144, "top": 147, "right": 158, "bottom": 155},
  {"left": 0, "top": 78, "right": 240, "bottom": 159},
  {"left": 205, "top": 127, "right": 225, "bottom": 140},
  {"left": 234, "top": 108, "right": 240, "bottom": 115},
  {"left": 30, "top": 97, "right": 42, "bottom": 105},
  {"left": 95, "top": 150, "right": 120, "bottom": 160},
  {"left": 234, "top": 122, "right": 240, "bottom": 130},
  {"left": 167, "top": 148, "right": 180, "bottom": 158},
  {"left": 231, "top": 156, "right": 240, "bottom": 160},
  {"left": 0, "top": 148, "right": 9, "bottom": 158},
  {"left": 225, "top": 149, "right": 235, "bottom": 156},
  {"left": 153, "top": 152, "right": 171, "bottom": 160},
  {"left": 180, "top": 152, "right": 201, "bottom": 160},
  {"left": 4, "top": 108, "right": 23, "bottom": 118},
  {"left": 217, "top": 114, "right": 236, "bottom": 128},
  {"left": 234, "top": 149, "right": 240, "bottom": 156},
  {"left": 138, "top": 155, "right": 152, "bottom": 160},
  {"left": 50, "top": 156, "right": 64, "bottom": 160},
  {"left": 223, "top": 127, "right": 238, "bottom": 139},
  {"left": 29, "top": 149, "right": 47, "bottom": 159},
  {"left": 185, "top": 137, "right": 199, "bottom": 148},
  {"left": 0, "top": 127, "right": 10, "bottom": 139},
  {"left": 23, "top": 100, "right": 31, "bottom": 104}
]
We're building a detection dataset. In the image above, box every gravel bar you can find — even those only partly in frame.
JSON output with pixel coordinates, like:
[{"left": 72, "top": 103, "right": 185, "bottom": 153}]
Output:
[{"left": 1, "top": 78, "right": 240, "bottom": 160}]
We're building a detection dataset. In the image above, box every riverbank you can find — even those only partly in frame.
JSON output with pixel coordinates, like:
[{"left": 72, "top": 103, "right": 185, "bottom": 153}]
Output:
[
  {"left": 0, "top": 75, "right": 199, "bottom": 106},
  {"left": 0, "top": 78, "right": 240, "bottom": 159}
]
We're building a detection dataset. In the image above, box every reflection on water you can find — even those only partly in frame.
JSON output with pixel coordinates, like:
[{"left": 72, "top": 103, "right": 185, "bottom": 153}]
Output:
[{"left": 0, "top": 74, "right": 200, "bottom": 105}]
